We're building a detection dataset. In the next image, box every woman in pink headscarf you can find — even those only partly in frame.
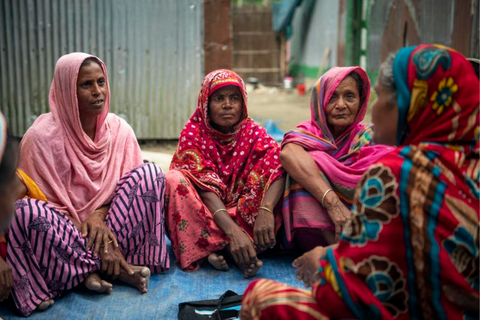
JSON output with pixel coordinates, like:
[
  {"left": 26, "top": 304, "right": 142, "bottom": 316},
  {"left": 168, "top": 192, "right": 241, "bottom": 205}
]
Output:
[
  {"left": 280, "top": 67, "right": 393, "bottom": 252},
  {"left": 8, "top": 53, "right": 170, "bottom": 316},
  {"left": 166, "top": 69, "right": 285, "bottom": 277}
]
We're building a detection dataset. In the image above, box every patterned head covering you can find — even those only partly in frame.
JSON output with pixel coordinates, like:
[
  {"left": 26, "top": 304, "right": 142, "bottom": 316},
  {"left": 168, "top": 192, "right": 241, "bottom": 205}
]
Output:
[
  {"left": 170, "top": 69, "right": 282, "bottom": 227},
  {"left": 281, "top": 67, "right": 393, "bottom": 198},
  {"left": 0, "top": 112, "right": 6, "bottom": 164},
  {"left": 282, "top": 66, "right": 384, "bottom": 161},
  {"left": 308, "top": 66, "right": 371, "bottom": 146},
  {"left": 197, "top": 69, "right": 248, "bottom": 141},
  {"left": 393, "top": 44, "right": 479, "bottom": 147}
]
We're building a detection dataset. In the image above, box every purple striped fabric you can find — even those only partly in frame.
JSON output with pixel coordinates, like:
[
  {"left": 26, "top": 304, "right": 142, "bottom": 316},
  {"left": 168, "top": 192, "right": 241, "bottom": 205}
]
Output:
[{"left": 7, "top": 163, "right": 169, "bottom": 316}]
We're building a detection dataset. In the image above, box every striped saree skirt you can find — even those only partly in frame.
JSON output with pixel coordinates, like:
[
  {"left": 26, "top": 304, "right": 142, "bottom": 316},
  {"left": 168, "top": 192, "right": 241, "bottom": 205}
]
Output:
[{"left": 7, "top": 163, "right": 170, "bottom": 316}]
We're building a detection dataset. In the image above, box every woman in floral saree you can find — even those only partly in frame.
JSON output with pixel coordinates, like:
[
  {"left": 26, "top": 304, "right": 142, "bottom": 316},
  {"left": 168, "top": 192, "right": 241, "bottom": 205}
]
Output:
[
  {"left": 166, "top": 69, "right": 285, "bottom": 278},
  {"left": 241, "top": 45, "right": 479, "bottom": 319}
]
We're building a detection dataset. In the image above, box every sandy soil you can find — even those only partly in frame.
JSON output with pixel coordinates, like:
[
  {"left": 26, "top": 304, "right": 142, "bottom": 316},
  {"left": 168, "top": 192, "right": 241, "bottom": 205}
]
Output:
[{"left": 247, "top": 87, "right": 311, "bottom": 132}]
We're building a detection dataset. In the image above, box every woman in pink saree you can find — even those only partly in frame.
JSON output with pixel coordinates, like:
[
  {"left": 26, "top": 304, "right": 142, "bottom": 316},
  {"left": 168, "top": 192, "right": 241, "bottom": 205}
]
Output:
[
  {"left": 281, "top": 67, "right": 393, "bottom": 251},
  {"left": 8, "top": 53, "right": 170, "bottom": 316}
]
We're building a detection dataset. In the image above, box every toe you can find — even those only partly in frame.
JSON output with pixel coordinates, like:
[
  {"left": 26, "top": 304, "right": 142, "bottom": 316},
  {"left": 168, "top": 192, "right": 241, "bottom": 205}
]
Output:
[
  {"left": 140, "top": 267, "right": 151, "bottom": 277},
  {"left": 37, "top": 300, "right": 52, "bottom": 311}
]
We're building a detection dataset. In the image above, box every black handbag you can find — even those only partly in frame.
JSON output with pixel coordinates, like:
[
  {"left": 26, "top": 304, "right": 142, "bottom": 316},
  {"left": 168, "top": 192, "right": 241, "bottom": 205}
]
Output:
[{"left": 178, "top": 290, "right": 243, "bottom": 320}]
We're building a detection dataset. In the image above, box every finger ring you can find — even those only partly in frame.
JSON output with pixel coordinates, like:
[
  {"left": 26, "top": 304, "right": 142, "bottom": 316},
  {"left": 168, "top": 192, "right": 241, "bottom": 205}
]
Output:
[{"left": 108, "top": 240, "right": 113, "bottom": 244}]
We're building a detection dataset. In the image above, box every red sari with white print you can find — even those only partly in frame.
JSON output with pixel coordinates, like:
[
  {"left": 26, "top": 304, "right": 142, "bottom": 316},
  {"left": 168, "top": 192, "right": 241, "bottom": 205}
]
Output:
[{"left": 165, "top": 69, "right": 283, "bottom": 270}]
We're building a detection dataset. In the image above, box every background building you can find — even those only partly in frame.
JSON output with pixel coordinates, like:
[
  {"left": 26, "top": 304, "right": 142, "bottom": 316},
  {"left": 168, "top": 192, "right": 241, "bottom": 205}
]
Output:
[{"left": 1, "top": 0, "right": 478, "bottom": 138}]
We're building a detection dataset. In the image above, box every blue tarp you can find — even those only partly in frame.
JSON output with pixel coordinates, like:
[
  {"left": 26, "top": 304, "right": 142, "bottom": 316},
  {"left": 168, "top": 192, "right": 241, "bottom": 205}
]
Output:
[
  {"left": 272, "top": 0, "right": 316, "bottom": 40},
  {"left": 272, "top": 0, "right": 301, "bottom": 33},
  {"left": 264, "top": 120, "right": 285, "bottom": 142},
  {"left": 0, "top": 242, "right": 301, "bottom": 319}
]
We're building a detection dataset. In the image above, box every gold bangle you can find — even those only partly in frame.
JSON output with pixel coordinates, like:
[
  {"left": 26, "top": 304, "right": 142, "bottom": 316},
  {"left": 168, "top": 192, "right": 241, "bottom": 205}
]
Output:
[
  {"left": 212, "top": 208, "right": 228, "bottom": 217},
  {"left": 321, "top": 189, "right": 333, "bottom": 207},
  {"left": 259, "top": 206, "right": 274, "bottom": 215}
]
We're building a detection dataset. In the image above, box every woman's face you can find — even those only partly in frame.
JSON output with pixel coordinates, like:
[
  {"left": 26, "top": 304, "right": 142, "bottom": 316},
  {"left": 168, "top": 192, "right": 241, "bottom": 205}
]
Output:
[
  {"left": 77, "top": 62, "right": 107, "bottom": 121},
  {"left": 325, "top": 76, "right": 360, "bottom": 137},
  {"left": 208, "top": 85, "right": 243, "bottom": 133},
  {"left": 371, "top": 76, "right": 398, "bottom": 146}
]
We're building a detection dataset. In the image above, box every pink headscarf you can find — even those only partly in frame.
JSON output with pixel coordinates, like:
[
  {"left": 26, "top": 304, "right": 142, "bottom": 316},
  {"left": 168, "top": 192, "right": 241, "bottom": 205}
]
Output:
[
  {"left": 19, "top": 52, "right": 143, "bottom": 223},
  {"left": 282, "top": 67, "right": 393, "bottom": 196}
]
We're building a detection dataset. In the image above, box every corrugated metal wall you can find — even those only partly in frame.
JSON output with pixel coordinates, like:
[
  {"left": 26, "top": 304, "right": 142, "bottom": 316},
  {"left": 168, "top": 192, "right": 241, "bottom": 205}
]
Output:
[{"left": 0, "top": 0, "right": 204, "bottom": 139}]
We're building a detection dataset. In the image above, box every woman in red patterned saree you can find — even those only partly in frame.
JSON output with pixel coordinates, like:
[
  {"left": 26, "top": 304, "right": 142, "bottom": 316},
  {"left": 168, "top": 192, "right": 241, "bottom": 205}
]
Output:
[
  {"left": 166, "top": 69, "right": 285, "bottom": 277},
  {"left": 241, "top": 45, "right": 479, "bottom": 319}
]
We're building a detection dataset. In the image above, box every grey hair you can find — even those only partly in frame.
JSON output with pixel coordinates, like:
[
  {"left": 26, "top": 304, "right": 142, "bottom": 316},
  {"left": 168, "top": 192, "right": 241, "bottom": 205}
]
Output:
[{"left": 378, "top": 53, "right": 397, "bottom": 96}]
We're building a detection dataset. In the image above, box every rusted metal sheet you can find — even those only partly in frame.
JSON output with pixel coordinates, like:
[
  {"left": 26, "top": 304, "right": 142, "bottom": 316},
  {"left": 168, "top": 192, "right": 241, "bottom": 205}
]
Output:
[
  {"left": 368, "top": 0, "right": 477, "bottom": 73},
  {"left": 337, "top": 0, "right": 347, "bottom": 67},
  {"left": 452, "top": 0, "right": 477, "bottom": 57},
  {"left": 204, "top": 0, "right": 233, "bottom": 74},
  {"left": 0, "top": 0, "right": 204, "bottom": 139},
  {"left": 232, "top": 4, "right": 282, "bottom": 84}
]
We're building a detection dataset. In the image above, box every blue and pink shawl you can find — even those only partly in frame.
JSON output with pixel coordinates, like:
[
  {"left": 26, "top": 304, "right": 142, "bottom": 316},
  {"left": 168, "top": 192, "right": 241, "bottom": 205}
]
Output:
[{"left": 282, "top": 66, "right": 393, "bottom": 242}]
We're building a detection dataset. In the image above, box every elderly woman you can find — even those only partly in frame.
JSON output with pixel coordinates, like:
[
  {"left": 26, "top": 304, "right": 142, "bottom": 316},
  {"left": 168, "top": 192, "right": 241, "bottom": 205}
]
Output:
[
  {"left": 280, "top": 67, "right": 393, "bottom": 251},
  {"left": 166, "top": 69, "right": 284, "bottom": 277},
  {"left": 240, "top": 44, "right": 479, "bottom": 319},
  {"left": 7, "top": 53, "right": 170, "bottom": 316}
]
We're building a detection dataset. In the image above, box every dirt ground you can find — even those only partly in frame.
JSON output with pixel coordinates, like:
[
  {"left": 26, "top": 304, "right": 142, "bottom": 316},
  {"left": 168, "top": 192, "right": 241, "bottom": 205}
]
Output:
[
  {"left": 247, "top": 86, "right": 312, "bottom": 132},
  {"left": 141, "top": 84, "right": 374, "bottom": 155}
]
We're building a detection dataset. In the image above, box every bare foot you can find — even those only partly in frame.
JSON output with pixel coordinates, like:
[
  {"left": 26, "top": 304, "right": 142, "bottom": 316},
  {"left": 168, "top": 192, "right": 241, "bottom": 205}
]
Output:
[
  {"left": 239, "top": 259, "right": 263, "bottom": 278},
  {"left": 208, "top": 253, "right": 229, "bottom": 271},
  {"left": 85, "top": 273, "right": 113, "bottom": 293},
  {"left": 118, "top": 265, "right": 151, "bottom": 293},
  {"left": 36, "top": 299, "right": 54, "bottom": 311}
]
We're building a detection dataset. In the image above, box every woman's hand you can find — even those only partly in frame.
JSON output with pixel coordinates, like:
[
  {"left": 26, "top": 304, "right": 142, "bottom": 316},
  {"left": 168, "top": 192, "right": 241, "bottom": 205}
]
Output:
[
  {"left": 253, "top": 208, "right": 275, "bottom": 251},
  {"left": 228, "top": 227, "right": 257, "bottom": 265},
  {"left": 324, "top": 193, "right": 352, "bottom": 241},
  {"left": 99, "top": 243, "right": 134, "bottom": 278},
  {"left": 81, "top": 208, "right": 118, "bottom": 256},
  {"left": 0, "top": 257, "right": 12, "bottom": 301},
  {"left": 292, "top": 246, "right": 327, "bottom": 288}
]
